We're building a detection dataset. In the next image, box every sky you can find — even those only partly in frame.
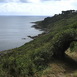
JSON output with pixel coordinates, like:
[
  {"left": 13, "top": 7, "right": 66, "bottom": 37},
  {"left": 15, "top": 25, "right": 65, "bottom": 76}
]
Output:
[{"left": 0, "top": 0, "right": 77, "bottom": 16}]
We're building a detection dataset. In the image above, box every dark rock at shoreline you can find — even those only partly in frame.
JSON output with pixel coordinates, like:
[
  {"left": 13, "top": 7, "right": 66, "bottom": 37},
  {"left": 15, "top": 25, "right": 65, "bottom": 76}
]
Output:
[
  {"left": 32, "top": 25, "right": 41, "bottom": 29},
  {"left": 28, "top": 36, "right": 37, "bottom": 39},
  {"left": 28, "top": 32, "right": 47, "bottom": 40},
  {"left": 22, "top": 38, "right": 26, "bottom": 40}
]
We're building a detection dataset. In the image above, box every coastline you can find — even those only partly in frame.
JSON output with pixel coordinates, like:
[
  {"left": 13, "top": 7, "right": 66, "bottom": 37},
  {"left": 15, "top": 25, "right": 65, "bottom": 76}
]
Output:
[
  {"left": 1, "top": 10, "right": 77, "bottom": 77},
  {"left": 0, "top": 16, "right": 46, "bottom": 52},
  {"left": 0, "top": 19, "right": 46, "bottom": 54},
  {"left": 28, "top": 21, "right": 48, "bottom": 39}
]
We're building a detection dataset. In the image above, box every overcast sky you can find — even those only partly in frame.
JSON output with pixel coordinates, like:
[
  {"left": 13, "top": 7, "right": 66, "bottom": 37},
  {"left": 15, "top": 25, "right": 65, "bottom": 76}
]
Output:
[{"left": 0, "top": 0, "right": 77, "bottom": 16}]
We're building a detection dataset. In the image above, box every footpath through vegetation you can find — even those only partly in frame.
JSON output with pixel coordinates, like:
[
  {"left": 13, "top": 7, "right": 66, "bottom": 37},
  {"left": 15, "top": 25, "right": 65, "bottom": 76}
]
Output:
[{"left": 0, "top": 10, "right": 77, "bottom": 77}]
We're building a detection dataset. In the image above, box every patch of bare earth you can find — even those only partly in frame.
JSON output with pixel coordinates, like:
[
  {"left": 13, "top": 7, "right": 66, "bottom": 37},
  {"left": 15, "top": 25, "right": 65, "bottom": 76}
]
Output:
[{"left": 42, "top": 50, "right": 77, "bottom": 77}]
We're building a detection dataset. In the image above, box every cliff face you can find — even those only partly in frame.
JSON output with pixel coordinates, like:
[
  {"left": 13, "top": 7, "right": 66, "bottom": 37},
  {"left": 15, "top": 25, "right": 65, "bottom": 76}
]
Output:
[{"left": 0, "top": 10, "right": 77, "bottom": 77}]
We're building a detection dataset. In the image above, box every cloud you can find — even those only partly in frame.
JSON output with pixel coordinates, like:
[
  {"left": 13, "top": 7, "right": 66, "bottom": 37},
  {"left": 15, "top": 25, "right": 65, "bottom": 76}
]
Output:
[
  {"left": 20, "top": 0, "right": 28, "bottom": 3},
  {"left": 20, "top": 0, "right": 27, "bottom": 2},
  {"left": 0, "top": 0, "right": 61, "bottom": 3},
  {"left": 0, "top": 0, "right": 21, "bottom": 3},
  {"left": 42, "top": 0, "right": 61, "bottom": 1},
  {"left": 21, "top": 0, "right": 61, "bottom": 3},
  {"left": 0, "top": 0, "right": 77, "bottom": 16},
  {"left": 0, "top": 0, "right": 5, "bottom": 2}
]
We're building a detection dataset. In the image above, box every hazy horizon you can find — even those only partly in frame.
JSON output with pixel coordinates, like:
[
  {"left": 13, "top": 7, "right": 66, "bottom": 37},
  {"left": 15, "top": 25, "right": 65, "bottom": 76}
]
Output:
[
  {"left": 0, "top": 16, "right": 46, "bottom": 51},
  {"left": 0, "top": 0, "right": 77, "bottom": 16}
]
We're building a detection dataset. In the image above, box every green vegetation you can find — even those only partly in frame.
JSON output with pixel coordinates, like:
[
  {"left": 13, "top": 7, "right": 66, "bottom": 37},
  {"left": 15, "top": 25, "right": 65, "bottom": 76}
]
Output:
[{"left": 0, "top": 10, "right": 77, "bottom": 77}]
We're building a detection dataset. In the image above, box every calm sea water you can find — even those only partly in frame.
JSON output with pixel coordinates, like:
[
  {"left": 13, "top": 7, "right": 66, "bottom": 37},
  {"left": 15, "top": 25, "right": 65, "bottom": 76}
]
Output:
[{"left": 0, "top": 16, "right": 46, "bottom": 51}]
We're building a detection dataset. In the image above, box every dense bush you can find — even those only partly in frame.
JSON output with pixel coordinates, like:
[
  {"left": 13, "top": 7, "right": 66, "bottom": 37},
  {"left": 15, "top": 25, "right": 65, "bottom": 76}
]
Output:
[
  {"left": 51, "top": 29, "right": 77, "bottom": 58},
  {"left": 0, "top": 10, "right": 77, "bottom": 77}
]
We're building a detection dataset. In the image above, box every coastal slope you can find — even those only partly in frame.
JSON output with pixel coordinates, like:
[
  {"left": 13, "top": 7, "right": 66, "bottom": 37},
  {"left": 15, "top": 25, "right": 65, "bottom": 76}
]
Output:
[{"left": 0, "top": 10, "right": 77, "bottom": 77}]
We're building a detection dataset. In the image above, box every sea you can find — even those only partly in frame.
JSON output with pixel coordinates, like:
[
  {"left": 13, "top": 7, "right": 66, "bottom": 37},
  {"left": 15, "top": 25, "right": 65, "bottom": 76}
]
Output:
[{"left": 0, "top": 16, "right": 46, "bottom": 51}]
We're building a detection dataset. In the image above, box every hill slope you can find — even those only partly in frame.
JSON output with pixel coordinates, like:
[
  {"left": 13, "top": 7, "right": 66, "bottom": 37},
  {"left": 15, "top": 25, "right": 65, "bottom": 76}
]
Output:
[{"left": 0, "top": 10, "right": 77, "bottom": 77}]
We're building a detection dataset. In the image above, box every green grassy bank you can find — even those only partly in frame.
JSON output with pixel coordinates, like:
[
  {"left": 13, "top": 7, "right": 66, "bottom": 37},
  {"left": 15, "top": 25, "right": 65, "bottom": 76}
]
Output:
[{"left": 0, "top": 10, "right": 77, "bottom": 77}]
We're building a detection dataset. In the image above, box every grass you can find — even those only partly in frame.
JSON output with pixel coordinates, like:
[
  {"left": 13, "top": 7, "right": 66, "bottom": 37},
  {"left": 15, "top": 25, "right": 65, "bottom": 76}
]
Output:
[
  {"left": 41, "top": 49, "right": 77, "bottom": 77},
  {"left": 0, "top": 10, "right": 77, "bottom": 77}
]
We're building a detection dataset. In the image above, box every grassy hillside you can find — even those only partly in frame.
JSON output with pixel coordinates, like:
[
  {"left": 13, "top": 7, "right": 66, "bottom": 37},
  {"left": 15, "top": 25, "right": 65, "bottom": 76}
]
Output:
[{"left": 0, "top": 10, "right": 77, "bottom": 77}]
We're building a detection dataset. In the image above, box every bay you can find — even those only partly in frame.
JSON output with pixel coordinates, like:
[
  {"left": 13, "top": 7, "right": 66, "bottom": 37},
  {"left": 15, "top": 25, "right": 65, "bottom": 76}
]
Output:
[{"left": 0, "top": 16, "right": 46, "bottom": 51}]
